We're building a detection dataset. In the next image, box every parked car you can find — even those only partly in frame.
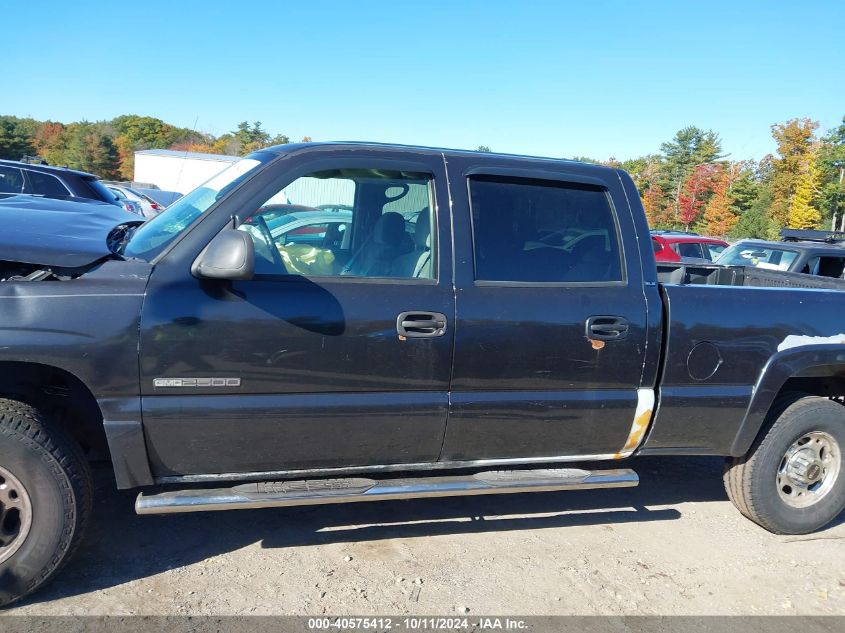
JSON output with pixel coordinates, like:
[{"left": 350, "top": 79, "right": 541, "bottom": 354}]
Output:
[
  {"left": 716, "top": 237, "right": 845, "bottom": 278},
  {"left": 0, "top": 195, "right": 143, "bottom": 279},
  {"left": 134, "top": 187, "right": 182, "bottom": 208},
  {"left": 2, "top": 143, "right": 845, "bottom": 606},
  {"left": 651, "top": 230, "right": 728, "bottom": 262},
  {"left": 250, "top": 203, "right": 321, "bottom": 224},
  {"left": 105, "top": 183, "right": 164, "bottom": 218},
  {"left": 0, "top": 159, "right": 143, "bottom": 217}
]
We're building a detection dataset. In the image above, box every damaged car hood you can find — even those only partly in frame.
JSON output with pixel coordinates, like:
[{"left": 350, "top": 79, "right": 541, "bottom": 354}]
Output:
[{"left": 0, "top": 196, "right": 143, "bottom": 268}]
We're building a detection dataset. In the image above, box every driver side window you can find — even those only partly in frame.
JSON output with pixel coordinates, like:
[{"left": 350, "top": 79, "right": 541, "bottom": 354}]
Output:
[{"left": 238, "top": 168, "right": 435, "bottom": 279}]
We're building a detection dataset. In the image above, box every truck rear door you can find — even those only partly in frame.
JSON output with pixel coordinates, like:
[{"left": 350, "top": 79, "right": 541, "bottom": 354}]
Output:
[{"left": 441, "top": 156, "right": 657, "bottom": 461}]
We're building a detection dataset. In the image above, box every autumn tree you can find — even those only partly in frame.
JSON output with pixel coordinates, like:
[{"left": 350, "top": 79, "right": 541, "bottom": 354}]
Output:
[
  {"left": 660, "top": 126, "right": 724, "bottom": 216},
  {"left": 109, "top": 115, "right": 210, "bottom": 179},
  {"left": 702, "top": 164, "right": 740, "bottom": 236},
  {"left": 770, "top": 118, "right": 819, "bottom": 228},
  {"left": 31, "top": 121, "right": 66, "bottom": 164},
  {"left": 56, "top": 122, "right": 120, "bottom": 179},
  {"left": 642, "top": 184, "right": 671, "bottom": 228},
  {"left": 787, "top": 156, "right": 822, "bottom": 229},
  {"left": 169, "top": 141, "right": 217, "bottom": 154},
  {"left": 678, "top": 163, "right": 719, "bottom": 230}
]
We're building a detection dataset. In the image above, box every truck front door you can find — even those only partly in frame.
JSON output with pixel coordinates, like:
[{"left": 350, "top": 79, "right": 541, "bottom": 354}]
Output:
[{"left": 138, "top": 149, "right": 454, "bottom": 478}]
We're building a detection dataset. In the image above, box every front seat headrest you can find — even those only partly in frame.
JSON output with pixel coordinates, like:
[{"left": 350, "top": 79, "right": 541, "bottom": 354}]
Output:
[{"left": 372, "top": 212, "right": 406, "bottom": 246}]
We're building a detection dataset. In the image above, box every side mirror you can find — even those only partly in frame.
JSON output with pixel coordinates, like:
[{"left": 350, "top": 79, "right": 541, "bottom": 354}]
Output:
[{"left": 192, "top": 229, "right": 255, "bottom": 280}]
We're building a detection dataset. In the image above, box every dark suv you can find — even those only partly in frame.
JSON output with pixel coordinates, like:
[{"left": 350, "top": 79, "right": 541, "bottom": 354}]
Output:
[
  {"left": 0, "top": 159, "right": 134, "bottom": 213},
  {"left": 716, "top": 233, "right": 845, "bottom": 278}
]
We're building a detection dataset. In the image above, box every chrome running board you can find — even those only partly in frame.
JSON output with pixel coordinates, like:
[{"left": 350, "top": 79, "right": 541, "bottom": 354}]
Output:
[{"left": 135, "top": 468, "right": 638, "bottom": 515}]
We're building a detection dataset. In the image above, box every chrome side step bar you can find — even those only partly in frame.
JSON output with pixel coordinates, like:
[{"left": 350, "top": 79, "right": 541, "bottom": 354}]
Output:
[{"left": 135, "top": 468, "right": 638, "bottom": 515}]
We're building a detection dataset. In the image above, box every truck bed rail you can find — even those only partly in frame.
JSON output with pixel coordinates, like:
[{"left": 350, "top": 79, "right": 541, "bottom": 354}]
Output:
[{"left": 656, "top": 263, "right": 845, "bottom": 290}]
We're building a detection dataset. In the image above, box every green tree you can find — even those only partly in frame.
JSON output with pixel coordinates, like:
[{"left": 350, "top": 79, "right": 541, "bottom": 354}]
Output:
[
  {"left": 223, "top": 121, "right": 288, "bottom": 155},
  {"left": 730, "top": 181, "right": 774, "bottom": 239},
  {"left": 816, "top": 116, "right": 845, "bottom": 229},
  {"left": 660, "top": 126, "right": 724, "bottom": 218},
  {"left": 728, "top": 163, "right": 760, "bottom": 214},
  {"left": 111, "top": 115, "right": 172, "bottom": 179},
  {"left": 0, "top": 116, "right": 36, "bottom": 160},
  {"left": 476, "top": 145, "right": 492, "bottom": 152}
]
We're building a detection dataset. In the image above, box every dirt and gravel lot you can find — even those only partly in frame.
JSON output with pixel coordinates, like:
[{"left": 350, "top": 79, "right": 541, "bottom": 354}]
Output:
[{"left": 6, "top": 456, "right": 844, "bottom": 616}]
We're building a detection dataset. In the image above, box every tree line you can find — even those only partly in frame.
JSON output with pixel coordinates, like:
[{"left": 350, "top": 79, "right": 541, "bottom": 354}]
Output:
[
  {"left": 0, "top": 115, "right": 300, "bottom": 182},
  {"left": 1, "top": 113, "right": 843, "bottom": 238},
  {"left": 576, "top": 117, "right": 845, "bottom": 238}
]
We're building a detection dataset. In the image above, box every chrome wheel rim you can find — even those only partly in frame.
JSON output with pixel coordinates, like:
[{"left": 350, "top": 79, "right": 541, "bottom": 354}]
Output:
[
  {"left": 777, "top": 431, "right": 841, "bottom": 508},
  {"left": 0, "top": 465, "right": 32, "bottom": 564}
]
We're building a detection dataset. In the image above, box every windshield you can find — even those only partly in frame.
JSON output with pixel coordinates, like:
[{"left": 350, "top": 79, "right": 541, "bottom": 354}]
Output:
[
  {"left": 122, "top": 155, "right": 270, "bottom": 260},
  {"left": 715, "top": 242, "right": 799, "bottom": 271}
]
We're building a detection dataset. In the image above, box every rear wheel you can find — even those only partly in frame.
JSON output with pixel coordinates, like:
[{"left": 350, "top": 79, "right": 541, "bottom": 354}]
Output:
[
  {"left": 0, "top": 398, "right": 92, "bottom": 606},
  {"left": 724, "top": 395, "right": 845, "bottom": 534}
]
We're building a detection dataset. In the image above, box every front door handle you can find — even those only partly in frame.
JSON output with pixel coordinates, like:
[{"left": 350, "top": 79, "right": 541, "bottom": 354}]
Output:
[
  {"left": 585, "top": 315, "right": 629, "bottom": 341},
  {"left": 397, "top": 311, "right": 448, "bottom": 338}
]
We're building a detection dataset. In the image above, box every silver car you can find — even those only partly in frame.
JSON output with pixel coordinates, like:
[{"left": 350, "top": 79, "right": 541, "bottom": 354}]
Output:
[{"left": 106, "top": 184, "right": 163, "bottom": 218}]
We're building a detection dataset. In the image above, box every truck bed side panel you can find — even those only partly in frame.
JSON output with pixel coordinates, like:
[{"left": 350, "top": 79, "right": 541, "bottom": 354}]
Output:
[{"left": 642, "top": 283, "right": 845, "bottom": 455}]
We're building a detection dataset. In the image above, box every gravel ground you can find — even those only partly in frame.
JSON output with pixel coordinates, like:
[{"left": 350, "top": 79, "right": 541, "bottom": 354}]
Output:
[{"left": 6, "top": 456, "right": 845, "bottom": 616}]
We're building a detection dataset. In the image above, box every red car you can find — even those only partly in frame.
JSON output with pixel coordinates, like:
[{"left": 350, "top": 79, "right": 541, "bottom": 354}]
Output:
[{"left": 651, "top": 231, "right": 729, "bottom": 262}]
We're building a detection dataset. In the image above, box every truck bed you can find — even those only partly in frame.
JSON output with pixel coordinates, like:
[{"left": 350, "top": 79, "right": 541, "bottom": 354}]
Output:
[{"left": 656, "top": 262, "right": 845, "bottom": 290}]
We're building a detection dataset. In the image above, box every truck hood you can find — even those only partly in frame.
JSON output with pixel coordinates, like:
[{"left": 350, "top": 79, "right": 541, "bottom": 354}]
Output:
[{"left": 0, "top": 195, "right": 143, "bottom": 268}]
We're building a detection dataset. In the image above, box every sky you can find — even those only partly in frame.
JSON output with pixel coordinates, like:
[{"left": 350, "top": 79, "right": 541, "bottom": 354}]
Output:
[{"left": 4, "top": 0, "right": 844, "bottom": 161}]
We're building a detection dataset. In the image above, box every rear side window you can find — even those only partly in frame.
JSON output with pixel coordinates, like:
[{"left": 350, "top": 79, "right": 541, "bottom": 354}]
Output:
[
  {"left": 674, "top": 242, "right": 704, "bottom": 258},
  {"left": 0, "top": 166, "right": 24, "bottom": 194},
  {"left": 804, "top": 256, "right": 845, "bottom": 278},
  {"left": 705, "top": 243, "right": 726, "bottom": 260},
  {"left": 86, "top": 178, "right": 121, "bottom": 205},
  {"left": 652, "top": 238, "right": 663, "bottom": 253},
  {"left": 469, "top": 177, "right": 622, "bottom": 283},
  {"left": 24, "top": 170, "right": 70, "bottom": 197}
]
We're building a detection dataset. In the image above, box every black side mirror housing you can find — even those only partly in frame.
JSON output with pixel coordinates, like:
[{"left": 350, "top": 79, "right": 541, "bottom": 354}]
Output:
[{"left": 192, "top": 229, "right": 255, "bottom": 280}]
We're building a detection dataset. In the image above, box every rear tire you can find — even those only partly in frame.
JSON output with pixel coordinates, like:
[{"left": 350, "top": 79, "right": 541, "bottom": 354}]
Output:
[
  {"left": 724, "top": 395, "right": 845, "bottom": 534},
  {"left": 0, "top": 398, "right": 92, "bottom": 607}
]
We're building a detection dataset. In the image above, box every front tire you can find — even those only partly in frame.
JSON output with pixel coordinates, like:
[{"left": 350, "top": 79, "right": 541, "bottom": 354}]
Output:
[
  {"left": 724, "top": 395, "right": 845, "bottom": 534},
  {"left": 0, "top": 398, "right": 92, "bottom": 607}
]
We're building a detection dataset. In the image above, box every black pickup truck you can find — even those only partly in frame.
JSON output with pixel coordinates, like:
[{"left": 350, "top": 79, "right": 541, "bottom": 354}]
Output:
[{"left": 1, "top": 143, "right": 844, "bottom": 605}]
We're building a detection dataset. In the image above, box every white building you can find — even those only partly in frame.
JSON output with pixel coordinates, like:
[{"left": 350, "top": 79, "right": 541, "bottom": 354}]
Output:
[{"left": 133, "top": 149, "right": 240, "bottom": 194}]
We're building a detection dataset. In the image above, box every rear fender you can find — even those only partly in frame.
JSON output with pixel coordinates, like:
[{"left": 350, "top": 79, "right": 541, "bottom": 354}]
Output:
[{"left": 731, "top": 343, "right": 845, "bottom": 455}]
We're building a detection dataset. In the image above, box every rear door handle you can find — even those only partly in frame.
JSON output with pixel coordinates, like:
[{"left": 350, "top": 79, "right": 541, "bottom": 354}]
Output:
[
  {"left": 585, "top": 315, "right": 629, "bottom": 341},
  {"left": 397, "top": 311, "right": 448, "bottom": 338}
]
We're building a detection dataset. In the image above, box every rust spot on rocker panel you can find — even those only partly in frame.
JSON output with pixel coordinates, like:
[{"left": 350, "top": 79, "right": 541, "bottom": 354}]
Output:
[{"left": 613, "top": 408, "right": 653, "bottom": 459}]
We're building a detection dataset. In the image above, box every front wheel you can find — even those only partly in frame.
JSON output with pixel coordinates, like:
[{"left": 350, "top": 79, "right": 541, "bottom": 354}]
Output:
[
  {"left": 0, "top": 398, "right": 92, "bottom": 606},
  {"left": 724, "top": 395, "right": 845, "bottom": 534}
]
